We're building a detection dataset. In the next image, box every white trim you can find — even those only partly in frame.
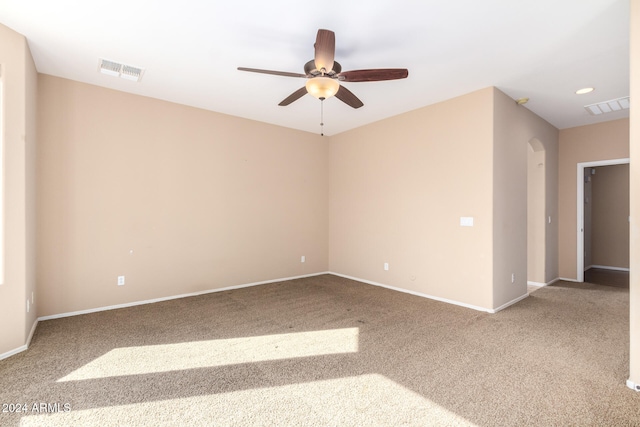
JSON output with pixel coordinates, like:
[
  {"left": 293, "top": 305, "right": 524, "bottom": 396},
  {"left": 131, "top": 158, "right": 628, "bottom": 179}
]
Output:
[
  {"left": 627, "top": 379, "right": 640, "bottom": 391},
  {"left": 527, "top": 281, "right": 546, "bottom": 287},
  {"left": 492, "top": 293, "right": 529, "bottom": 313},
  {"left": 528, "top": 277, "right": 562, "bottom": 288},
  {"left": 576, "top": 158, "right": 630, "bottom": 282},
  {"left": 588, "top": 265, "right": 630, "bottom": 272},
  {"left": 0, "top": 344, "right": 28, "bottom": 361},
  {"left": 558, "top": 277, "right": 580, "bottom": 283},
  {"left": 329, "top": 272, "right": 499, "bottom": 313},
  {"left": 38, "top": 271, "right": 330, "bottom": 321},
  {"left": 1, "top": 272, "right": 540, "bottom": 361},
  {"left": 27, "top": 319, "right": 38, "bottom": 347},
  {"left": 0, "top": 319, "right": 40, "bottom": 361}
]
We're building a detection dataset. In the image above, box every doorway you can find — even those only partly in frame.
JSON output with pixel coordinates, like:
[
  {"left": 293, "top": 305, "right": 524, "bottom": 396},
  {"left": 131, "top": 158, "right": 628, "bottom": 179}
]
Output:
[{"left": 576, "top": 158, "right": 630, "bottom": 282}]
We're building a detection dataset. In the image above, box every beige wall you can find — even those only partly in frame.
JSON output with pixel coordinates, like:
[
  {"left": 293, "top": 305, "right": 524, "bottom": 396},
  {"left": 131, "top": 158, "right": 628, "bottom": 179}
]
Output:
[
  {"left": 330, "top": 88, "right": 495, "bottom": 309},
  {"left": 34, "top": 79, "right": 559, "bottom": 319},
  {"left": 329, "top": 87, "right": 558, "bottom": 311},
  {"left": 492, "top": 88, "right": 559, "bottom": 306},
  {"left": 37, "top": 75, "right": 329, "bottom": 316},
  {"left": 591, "top": 164, "right": 629, "bottom": 269},
  {"left": 629, "top": 0, "right": 639, "bottom": 388},
  {"left": 25, "top": 36, "right": 38, "bottom": 341},
  {"left": 0, "top": 23, "right": 38, "bottom": 357},
  {"left": 558, "top": 119, "right": 630, "bottom": 280},
  {"left": 528, "top": 144, "right": 546, "bottom": 284}
]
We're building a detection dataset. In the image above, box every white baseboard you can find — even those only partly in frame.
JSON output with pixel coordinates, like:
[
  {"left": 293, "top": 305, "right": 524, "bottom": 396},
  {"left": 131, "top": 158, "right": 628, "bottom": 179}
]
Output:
[
  {"left": 527, "top": 281, "right": 546, "bottom": 287},
  {"left": 3, "top": 272, "right": 329, "bottom": 360},
  {"left": 492, "top": 293, "right": 529, "bottom": 313},
  {"left": 328, "top": 272, "right": 512, "bottom": 313},
  {"left": 27, "top": 319, "right": 38, "bottom": 347},
  {"left": 38, "top": 271, "right": 330, "bottom": 321},
  {"left": 588, "top": 265, "right": 630, "bottom": 272},
  {"left": 0, "top": 320, "right": 39, "bottom": 362},
  {"left": 0, "top": 344, "right": 28, "bottom": 361},
  {"left": 558, "top": 277, "right": 580, "bottom": 283},
  {"left": 627, "top": 379, "right": 640, "bottom": 392},
  {"left": 2, "top": 271, "right": 560, "bottom": 360},
  {"left": 528, "top": 277, "right": 562, "bottom": 288}
]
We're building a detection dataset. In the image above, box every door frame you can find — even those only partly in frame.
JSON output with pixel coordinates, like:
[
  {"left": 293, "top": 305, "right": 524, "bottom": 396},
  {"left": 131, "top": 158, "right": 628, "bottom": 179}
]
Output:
[{"left": 576, "top": 158, "right": 629, "bottom": 282}]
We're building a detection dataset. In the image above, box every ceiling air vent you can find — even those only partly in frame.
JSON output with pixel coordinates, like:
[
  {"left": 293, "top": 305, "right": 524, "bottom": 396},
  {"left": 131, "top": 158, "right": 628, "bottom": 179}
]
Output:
[
  {"left": 584, "top": 96, "right": 630, "bottom": 115},
  {"left": 98, "top": 58, "right": 144, "bottom": 82}
]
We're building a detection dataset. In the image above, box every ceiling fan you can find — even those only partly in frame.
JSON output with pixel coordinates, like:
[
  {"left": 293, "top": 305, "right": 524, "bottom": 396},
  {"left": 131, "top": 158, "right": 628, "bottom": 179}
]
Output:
[{"left": 238, "top": 29, "right": 409, "bottom": 109}]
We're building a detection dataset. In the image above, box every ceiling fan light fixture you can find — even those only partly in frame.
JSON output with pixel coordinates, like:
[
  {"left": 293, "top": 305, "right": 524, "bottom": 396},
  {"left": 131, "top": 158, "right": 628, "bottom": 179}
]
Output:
[{"left": 306, "top": 77, "right": 339, "bottom": 100}]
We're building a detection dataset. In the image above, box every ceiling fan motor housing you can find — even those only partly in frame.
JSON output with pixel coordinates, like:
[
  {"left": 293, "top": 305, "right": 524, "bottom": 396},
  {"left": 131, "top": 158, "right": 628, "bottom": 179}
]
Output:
[{"left": 304, "top": 60, "right": 342, "bottom": 77}]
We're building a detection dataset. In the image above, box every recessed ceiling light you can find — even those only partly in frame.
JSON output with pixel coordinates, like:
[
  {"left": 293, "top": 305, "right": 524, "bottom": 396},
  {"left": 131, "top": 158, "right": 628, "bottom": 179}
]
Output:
[{"left": 576, "top": 87, "right": 594, "bottom": 95}]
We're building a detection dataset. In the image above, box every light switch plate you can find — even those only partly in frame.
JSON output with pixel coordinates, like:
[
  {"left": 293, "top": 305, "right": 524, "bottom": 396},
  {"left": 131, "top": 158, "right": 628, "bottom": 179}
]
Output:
[{"left": 460, "top": 217, "right": 474, "bottom": 227}]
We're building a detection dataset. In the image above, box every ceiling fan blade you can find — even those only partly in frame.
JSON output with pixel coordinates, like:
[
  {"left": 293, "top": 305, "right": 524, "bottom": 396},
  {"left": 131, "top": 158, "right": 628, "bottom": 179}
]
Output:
[
  {"left": 278, "top": 87, "right": 308, "bottom": 106},
  {"left": 238, "top": 67, "right": 307, "bottom": 78},
  {"left": 335, "top": 85, "right": 364, "bottom": 109},
  {"left": 338, "top": 68, "right": 409, "bottom": 82},
  {"left": 314, "top": 29, "right": 335, "bottom": 73}
]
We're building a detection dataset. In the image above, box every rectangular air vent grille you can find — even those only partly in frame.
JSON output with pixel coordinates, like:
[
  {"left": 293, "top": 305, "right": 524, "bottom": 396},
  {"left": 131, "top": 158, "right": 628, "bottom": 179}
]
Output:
[
  {"left": 98, "top": 58, "right": 144, "bottom": 82},
  {"left": 584, "top": 96, "right": 630, "bottom": 115}
]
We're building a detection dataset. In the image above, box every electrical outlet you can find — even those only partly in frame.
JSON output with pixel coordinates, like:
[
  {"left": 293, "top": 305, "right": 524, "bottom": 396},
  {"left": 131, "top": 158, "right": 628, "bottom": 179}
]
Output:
[
  {"left": 27, "top": 300, "right": 30, "bottom": 313},
  {"left": 511, "top": 273, "right": 515, "bottom": 284},
  {"left": 301, "top": 255, "right": 305, "bottom": 263},
  {"left": 384, "top": 262, "right": 389, "bottom": 271},
  {"left": 117, "top": 276, "right": 125, "bottom": 286}
]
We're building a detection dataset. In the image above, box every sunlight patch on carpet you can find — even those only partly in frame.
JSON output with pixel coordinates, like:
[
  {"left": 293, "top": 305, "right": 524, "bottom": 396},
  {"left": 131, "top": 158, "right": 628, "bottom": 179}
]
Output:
[
  {"left": 57, "top": 328, "right": 359, "bottom": 382},
  {"left": 25, "top": 374, "right": 477, "bottom": 426}
]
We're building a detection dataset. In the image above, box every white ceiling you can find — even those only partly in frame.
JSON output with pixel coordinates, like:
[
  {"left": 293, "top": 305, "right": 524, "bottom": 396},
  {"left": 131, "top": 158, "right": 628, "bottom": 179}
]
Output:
[{"left": 0, "top": 0, "right": 630, "bottom": 136}]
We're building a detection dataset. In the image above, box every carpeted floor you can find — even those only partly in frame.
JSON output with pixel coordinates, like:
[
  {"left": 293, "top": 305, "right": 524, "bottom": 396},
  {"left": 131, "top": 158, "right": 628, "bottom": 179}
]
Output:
[
  {"left": 584, "top": 267, "right": 630, "bottom": 289},
  {"left": 0, "top": 274, "right": 638, "bottom": 426}
]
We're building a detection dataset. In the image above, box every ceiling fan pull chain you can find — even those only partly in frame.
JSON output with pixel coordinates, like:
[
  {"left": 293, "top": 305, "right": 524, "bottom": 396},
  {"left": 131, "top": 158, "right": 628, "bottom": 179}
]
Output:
[{"left": 320, "top": 98, "right": 325, "bottom": 136}]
